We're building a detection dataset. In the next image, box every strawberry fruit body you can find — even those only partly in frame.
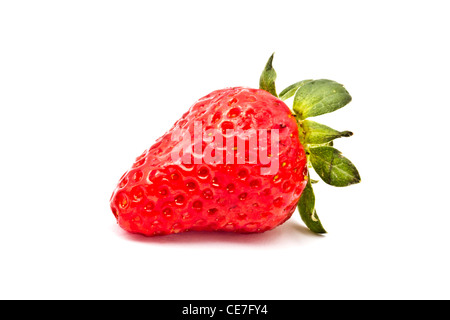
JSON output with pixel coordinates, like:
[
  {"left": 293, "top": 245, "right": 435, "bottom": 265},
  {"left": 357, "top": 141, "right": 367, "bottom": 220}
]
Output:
[
  {"left": 111, "top": 87, "right": 307, "bottom": 235},
  {"left": 110, "top": 54, "right": 360, "bottom": 236}
]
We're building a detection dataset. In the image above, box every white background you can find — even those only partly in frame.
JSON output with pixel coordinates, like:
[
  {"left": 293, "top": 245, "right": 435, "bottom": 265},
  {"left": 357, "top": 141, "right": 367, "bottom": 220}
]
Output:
[{"left": 1, "top": 1, "right": 449, "bottom": 300}]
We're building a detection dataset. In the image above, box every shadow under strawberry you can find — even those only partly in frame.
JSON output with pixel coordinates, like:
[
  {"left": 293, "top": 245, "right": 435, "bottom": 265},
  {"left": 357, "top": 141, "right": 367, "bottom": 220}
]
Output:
[{"left": 113, "top": 219, "right": 324, "bottom": 246}]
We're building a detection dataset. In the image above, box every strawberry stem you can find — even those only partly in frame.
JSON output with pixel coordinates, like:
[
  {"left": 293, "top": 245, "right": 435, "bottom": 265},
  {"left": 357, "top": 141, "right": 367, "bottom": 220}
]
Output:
[{"left": 259, "top": 53, "right": 361, "bottom": 233}]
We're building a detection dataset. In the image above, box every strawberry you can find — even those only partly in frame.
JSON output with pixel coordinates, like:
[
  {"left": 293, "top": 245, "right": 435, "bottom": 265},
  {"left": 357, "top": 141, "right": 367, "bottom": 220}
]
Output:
[{"left": 110, "top": 54, "right": 360, "bottom": 236}]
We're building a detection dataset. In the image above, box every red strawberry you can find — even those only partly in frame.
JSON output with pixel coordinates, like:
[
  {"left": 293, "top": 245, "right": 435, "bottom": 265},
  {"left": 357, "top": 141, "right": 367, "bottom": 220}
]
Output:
[{"left": 110, "top": 54, "right": 360, "bottom": 236}]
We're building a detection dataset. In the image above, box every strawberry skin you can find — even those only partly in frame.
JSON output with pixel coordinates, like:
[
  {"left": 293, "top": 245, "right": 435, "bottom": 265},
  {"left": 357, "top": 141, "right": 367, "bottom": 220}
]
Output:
[{"left": 110, "top": 87, "right": 308, "bottom": 236}]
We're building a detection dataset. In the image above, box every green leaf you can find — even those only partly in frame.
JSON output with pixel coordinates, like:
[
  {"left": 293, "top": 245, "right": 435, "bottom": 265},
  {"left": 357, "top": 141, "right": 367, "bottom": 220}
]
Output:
[
  {"left": 300, "top": 120, "right": 353, "bottom": 145},
  {"left": 298, "top": 177, "right": 327, "bottom": 234},
  {"left": 279, "top": 80, "right": 312, "bottom": 101},
  {"left": 259, "top": 53, "right": 277, "bottom": 97},
  {"left": 293, "top": 79, "right": 352, "bottom": 119},
  {"left": 309, "top": 146, "right": 361, "bottom": 187}
]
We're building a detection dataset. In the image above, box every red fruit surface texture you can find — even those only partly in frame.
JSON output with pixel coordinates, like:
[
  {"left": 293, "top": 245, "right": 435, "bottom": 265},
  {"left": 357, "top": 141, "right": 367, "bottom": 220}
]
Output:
[{"left": 110, "top": 87, "right": 308, "bottom": 236}]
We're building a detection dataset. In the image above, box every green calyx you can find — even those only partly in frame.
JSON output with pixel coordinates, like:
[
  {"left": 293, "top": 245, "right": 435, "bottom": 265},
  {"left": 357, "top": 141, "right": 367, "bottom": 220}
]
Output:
[
  {"left": 259, "top": 53, "right": 278, "bottom": 97},
  {"left": 259, "top": 54, "right": 361, "bottom": 234}
]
